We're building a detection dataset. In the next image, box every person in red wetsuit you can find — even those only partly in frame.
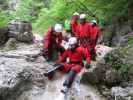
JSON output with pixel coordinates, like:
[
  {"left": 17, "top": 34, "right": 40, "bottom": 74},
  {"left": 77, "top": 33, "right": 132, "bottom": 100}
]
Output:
[
  {"left": 90, "top": 20, "right": 100, "bottom": 60},
  {"left": 44, "top": 37, "right": 91, "bottom": 93},
  {"left": 43, "top": 23, "right": 65, "bottom": 61},
  {"left": 76, "top": 14, "right": 92, "bottom": 50},
  {"left": 70, "top": 12, "right": 79, "bottom": 36}
]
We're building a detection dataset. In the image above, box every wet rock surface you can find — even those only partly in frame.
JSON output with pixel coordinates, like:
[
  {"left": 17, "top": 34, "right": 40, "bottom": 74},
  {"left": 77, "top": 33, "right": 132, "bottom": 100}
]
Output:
[
  {"left": 0, "top": 42, "right": 50, "bottom": 100},
  {"left": 0, "top": 40, "right": 132, "bottom": 100},
  {"left": 0, "top": 42, "right": 105, "bottom": 100},
  {"left": 0, "top": 27, "right": 9, "bottom": 46},
  {"left": 8, "top": 20, "right": 33, "bottom": 43},
  {"left": 81, "top": 44, "right": 133, "bottom": 100}
]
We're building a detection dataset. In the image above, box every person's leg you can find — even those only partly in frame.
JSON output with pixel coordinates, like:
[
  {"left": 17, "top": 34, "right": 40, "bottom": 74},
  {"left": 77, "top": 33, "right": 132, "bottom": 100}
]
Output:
[
  {"left": 61, "top": 70, "right": 77, "bottom": 94},
  {"left": 61, "top": 64, "right": 82, "bottom": 93},
  {"left": 44, "top": 64, "right": 64, "bottom": 80}
]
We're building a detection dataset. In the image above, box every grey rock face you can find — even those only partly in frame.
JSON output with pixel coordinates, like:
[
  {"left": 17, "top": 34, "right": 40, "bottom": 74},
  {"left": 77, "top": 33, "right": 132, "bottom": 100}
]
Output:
[
  {"left": 0, "top": 43, "right": 49, "bottom": 100},
  {"left": 8, "top": 20, "right": 33, "bottom": 43},
  {"left": 111, "top": 86, "right": 133, "bottom": 100},
  {"left": 0, "top": 28, "right": 9, "bottom": 46},
  {"left": 4, "top": 38, "right": 17, "bottom": 50}
]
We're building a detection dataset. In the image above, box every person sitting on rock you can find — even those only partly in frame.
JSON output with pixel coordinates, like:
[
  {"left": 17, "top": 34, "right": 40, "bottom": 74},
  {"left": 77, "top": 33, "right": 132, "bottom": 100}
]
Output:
[
  {"left": 44, "top": 37, "right": 91, "bottom": 94},
  {"left": 43, "top": 23, "right": 65, "bottom": 61}
]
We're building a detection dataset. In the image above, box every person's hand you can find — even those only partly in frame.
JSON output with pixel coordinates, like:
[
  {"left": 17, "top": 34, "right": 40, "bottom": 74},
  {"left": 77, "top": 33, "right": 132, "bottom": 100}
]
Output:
[{"left": 85, "top": 64, "right": 91, "bottom": 69}]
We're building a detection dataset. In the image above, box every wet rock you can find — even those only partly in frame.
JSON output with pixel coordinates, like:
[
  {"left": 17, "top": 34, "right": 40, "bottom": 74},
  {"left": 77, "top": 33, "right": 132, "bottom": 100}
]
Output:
[
  {"left": 81, "top": 62, "right": 106, "bottom": 85},
  {"left": 0, "top": 27, "right": 9, "bottom": 46},
  {"left": 17, "top": 31, "right": 34, "bottom": 43},
  {"left": 81, "top": 45, "right": 114, "bottom": 85},
  {"left": 105, "top": 68, "right": 122, "bottom": 86},
  {"left": 96, "top": 45, "right": 113, "bottom": 60},
  {"left": 4, "top": 38, "right": 17, "bottom": 50},
  {"left": 0, "top": 77, "right": 32, "bottom": 100},
  {"left": 8, "top": 20, "right": 33, "bottom": 43},
  {"left": 81, "top": 45, "right": 133, "bottom": 99},
  {"left": 0, "top": 42, "right": 50, "bottom": 100},
  {"left": 111, "top": 86, "right": 133, "bottom": 100},
  {"left": 81, "top": 46, "right": 126, "bottom": 87}
]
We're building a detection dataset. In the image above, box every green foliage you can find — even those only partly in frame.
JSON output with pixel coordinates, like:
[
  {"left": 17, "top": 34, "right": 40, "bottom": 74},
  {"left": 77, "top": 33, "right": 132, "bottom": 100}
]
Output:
[
  {"left": 0, "top": 0, "right": 131, "bottom": 32},
  {"left": 32, "top": 0, "right": 76, "bottom": 32},
  {"left": 12, "top": 0, "right": 42, "bottom": 21},
  {"left": 128, "top": 37, "right": 133, "bottom": 45},
  {"left": 0, "top": 10, "right": 10, "bottom": 28}
]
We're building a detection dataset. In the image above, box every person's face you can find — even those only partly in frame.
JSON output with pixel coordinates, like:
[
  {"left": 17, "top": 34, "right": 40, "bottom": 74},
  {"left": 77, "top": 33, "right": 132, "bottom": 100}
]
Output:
[
  {"left": 70, "top": 44, "right": 76, "bottom": 49},
  {"left": 91, "top": 22, "right": 96, "bottom": 27},
  {"left": 53, "top": 32, "right": 59, "bottom": 36},
  {"left": 75, "top": 15, "right": 79, "bottom": 20},
  {"left": 69, "top": 43, "right": 77, "bottom": 52},
  {"left": 80, "top": 18, "right": 86, "bottom": 24}
]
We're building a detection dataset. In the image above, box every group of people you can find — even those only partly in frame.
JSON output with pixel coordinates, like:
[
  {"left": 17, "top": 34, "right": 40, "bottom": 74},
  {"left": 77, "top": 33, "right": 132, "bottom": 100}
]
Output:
[{"left": 42, "top": 12, "right": 100, "bottom": 94}]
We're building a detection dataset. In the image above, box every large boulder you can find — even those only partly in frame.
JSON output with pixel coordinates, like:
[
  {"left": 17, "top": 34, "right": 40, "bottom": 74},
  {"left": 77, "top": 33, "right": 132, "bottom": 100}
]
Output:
[
  {"left": 0, "top": 43, "right": 52, "bottom": 100},
  {"left": 110, "top": 86, "right": 133, "bottom": 100},
  {"left": 8, "top": 20, "right": 33, "bottom": 43},
  {"left": 81, "top": 45, "right": 129, "bottom": 87},
  {"left": 81, "top": 44, "right": 133, "bottom": 99},
  {"left": 0, "top": 27, "right": 9, "bottom": 46},
  {"left": 4, "top": 38, "right": 17, "bottom": 50}
]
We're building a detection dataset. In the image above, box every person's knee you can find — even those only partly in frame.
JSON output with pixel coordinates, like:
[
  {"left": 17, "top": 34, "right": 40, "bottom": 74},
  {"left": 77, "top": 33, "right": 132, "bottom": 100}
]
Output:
[{"left": 72, "top": 65, "right": 81, "bottom": 73}]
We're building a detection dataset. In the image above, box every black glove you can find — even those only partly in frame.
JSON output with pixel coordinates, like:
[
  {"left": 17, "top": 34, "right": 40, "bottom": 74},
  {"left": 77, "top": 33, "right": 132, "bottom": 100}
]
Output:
[{"left": 85, "top": 64, "right": 91, "bottom": 69}]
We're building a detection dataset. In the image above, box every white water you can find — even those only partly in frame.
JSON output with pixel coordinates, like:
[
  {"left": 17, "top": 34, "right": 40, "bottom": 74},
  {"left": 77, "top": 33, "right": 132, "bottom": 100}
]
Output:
[{"left": 23, "top": 67, "right": 105, "bottom": 100}]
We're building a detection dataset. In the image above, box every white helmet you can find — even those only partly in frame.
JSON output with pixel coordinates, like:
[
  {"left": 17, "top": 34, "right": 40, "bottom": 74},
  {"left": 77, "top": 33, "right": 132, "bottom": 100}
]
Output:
[
  {"left": 91, "top": 20, "right": 97, "bottom": 24},
  {"left": 80, "top": 14, "right": 86, "bottom": 19},
  {"left": 54, "top": 23, "right": 62, "bottom": 33},
  {"left": 73, "top": 12, "right": 79, "bottom": 16},
  {"left": 68, "top": 37, "right": 77, "bottom": 45}
]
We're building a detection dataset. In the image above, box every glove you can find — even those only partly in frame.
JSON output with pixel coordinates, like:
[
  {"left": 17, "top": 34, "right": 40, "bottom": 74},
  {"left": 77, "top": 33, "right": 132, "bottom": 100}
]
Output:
[{"left": 85, "top": 64, "right": 91, "bottom": 69}]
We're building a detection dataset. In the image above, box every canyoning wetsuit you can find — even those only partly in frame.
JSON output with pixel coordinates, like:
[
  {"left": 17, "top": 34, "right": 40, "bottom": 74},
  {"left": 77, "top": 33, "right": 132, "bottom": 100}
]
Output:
[
  {"left": 76, "top": 22, "right": 92, "bottom": 49},
  {"left": 70, "top": 16, "right": 79, "bottom": 36},
  {"left": 90, "top": 25, "right": 100, "bottom": 59},
  {"left": 56, "top": 46, "right": 91, "bottom": 89},
  {"left": 43, "top": 27, "right": 64, "bottom": 61}
]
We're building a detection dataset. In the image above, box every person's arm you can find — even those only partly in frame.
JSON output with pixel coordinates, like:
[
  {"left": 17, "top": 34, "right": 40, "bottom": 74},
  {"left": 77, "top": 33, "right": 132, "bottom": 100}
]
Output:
[
  {"left": 55, "top": 50, "right": 68, "bottom": 64},
  {"left": 43, "top": 28, "right": 51, "bottom": 49},
  {"left": 57, "top": 32, "right": 63, "bottom": 46},
  {"left": 83, "top": 48, "right": 91, "bottom": 69}
]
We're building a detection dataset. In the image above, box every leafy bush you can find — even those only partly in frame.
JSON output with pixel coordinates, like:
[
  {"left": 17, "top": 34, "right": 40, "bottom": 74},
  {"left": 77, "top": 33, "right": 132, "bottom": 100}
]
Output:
[
  {"left": 0, "top": 0, "right": 131, "bottom": 32},
  {"left": 0, "top": 10, "right": 10, "bottom": 28}
]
